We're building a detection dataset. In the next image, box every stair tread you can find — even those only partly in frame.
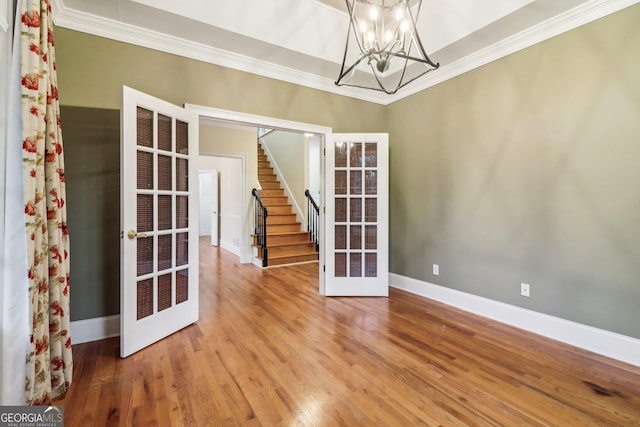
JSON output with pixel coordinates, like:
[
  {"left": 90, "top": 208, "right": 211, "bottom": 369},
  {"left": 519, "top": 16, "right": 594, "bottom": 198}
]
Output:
[
  {"left": 269, "top": 253, "right": 318, "bottom": 259},
  {"left": 262, "top": 252, "right": 319, "bottom": 259},
  {"left": 267, "top": 226, "right": 308, "bottom": 232},
  {"left": 262, "top": 241, "right": 314, "bottom": 247},
  {"left": 263, "top": 231, "right": 308, "bottom": 236},
  {"left": 253, "top": 233, "right": 308, "bottom": 238}
]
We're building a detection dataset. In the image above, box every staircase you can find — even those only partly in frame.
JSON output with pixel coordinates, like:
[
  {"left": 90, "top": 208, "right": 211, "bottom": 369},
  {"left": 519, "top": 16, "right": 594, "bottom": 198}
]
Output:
[{"left": 254, "top": 144, "right": 319, "bottom": 266}]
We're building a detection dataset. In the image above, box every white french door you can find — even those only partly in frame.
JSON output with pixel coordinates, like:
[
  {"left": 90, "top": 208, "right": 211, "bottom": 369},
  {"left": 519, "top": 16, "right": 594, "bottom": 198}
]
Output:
[
  {"left": 120, "top": 86, "right": 199, "bottom": 357},
  {"left": 324, "top": 133, "right": 389, "bottom": 296}
]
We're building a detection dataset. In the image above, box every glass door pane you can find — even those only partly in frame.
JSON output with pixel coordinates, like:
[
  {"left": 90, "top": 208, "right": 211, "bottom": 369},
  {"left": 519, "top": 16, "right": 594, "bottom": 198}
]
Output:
[
  {"left": 325, "top": 133, "right": 388, "bottom": 296},
  {"left": 122, "top": 86, "right": 198, "bottom": 358},
  {"left": 333, "top": 139, "right": 382, "bottom": 279}
]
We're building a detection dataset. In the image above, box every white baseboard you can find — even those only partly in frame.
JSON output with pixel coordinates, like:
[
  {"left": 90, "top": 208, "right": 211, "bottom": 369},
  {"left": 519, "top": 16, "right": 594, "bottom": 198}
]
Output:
[
  {"left": 389, "top": 273, "right": 640, "bottom": 367},
  {"left": 70, "top": 315, "right": 120, "bottom": 344},
  {"left": 219, "top": 239, "right": 240, "bottom": 257},
  {"left": 70, "top": 277, "right": 640, "bottom": 366}
]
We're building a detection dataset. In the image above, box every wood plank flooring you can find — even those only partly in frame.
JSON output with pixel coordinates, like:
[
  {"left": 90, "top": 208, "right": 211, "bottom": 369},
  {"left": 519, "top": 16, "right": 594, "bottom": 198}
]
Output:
[{"left": 59, "top": 238, "right": 640, "bottom": 426}]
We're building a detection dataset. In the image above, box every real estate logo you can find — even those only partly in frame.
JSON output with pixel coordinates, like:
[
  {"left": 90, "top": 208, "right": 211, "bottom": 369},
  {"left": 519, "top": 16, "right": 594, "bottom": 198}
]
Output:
[{"left": 0, "top": 406, "right": 63, "bottom": 427}]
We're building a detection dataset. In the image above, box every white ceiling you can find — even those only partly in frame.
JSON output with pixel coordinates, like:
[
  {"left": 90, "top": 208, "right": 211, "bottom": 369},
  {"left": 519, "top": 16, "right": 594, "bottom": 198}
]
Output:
[{"left": 51, "top": 0, "right": 638, "bottom": 105}]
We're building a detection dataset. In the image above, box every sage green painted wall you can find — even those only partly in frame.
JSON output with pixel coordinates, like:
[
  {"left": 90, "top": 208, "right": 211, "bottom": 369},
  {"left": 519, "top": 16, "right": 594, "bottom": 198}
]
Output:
[
  {"left": 262, "top": 131, "right": 307, "bottom": 224},
  {"left": 54, "top": 28, "right": 386, "bottom": 321},
  {"left": 387, "top": 6, "right": 640, "bottom": 338},
  {"left": 54, "top": 29, "right": 387, "bottom": 133},
  {"left": 55, "top": 6, "right": 640, "bottom": 339},
  {"left": 61, "top": 107, "right": 120, "bottom": 321}
]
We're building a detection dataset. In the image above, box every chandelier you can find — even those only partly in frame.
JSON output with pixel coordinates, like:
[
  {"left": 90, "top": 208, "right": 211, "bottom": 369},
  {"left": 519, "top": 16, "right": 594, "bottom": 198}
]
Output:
[{"left": 335, "top": 0, "right": 439, "bottom": 94}]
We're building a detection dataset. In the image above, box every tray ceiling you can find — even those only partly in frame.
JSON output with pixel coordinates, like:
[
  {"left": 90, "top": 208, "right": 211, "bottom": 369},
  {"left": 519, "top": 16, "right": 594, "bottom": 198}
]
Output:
[{"left": 52, "top": 0, "right": 639, "bottom": 104}]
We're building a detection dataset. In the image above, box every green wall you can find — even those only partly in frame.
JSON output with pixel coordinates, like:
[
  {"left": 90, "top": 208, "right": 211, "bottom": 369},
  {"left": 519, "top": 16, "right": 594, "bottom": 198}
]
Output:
[
  {"left": 55, "top": 28, "right": 386, "bottom": 321},
  {"left": 56, "top": 4, "right": 640, "bottom": 340},
  {"left": 387, "top": 5, "right": 640, "bottom": 338},
  {"left": 61, "top": 106, "right": 120, "bottom": 320},
  {"left": 54, "top": 29, "right": 387, "bottom": 132}
]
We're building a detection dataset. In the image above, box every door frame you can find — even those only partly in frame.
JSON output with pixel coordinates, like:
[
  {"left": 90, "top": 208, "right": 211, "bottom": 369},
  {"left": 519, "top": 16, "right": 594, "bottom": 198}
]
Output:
[{"left": 185, "top": 104, "right": 332, "bottom": 294}]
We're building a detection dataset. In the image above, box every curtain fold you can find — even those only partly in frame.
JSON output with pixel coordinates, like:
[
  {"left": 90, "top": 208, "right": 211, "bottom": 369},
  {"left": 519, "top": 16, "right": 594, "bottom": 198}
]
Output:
[
  {"left": 20, "top": 0, "right": 72, "bottom": 404},
  {"left": 1, "top": 0, "right": 30, "bottom": 407}
]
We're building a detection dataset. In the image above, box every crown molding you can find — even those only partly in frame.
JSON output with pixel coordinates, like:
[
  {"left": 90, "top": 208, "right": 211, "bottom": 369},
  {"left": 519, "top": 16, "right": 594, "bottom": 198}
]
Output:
[
  {"left": 386, "top": 0, "right": 640, "bottom": 103},
  {"left": 51, "top": 0, "right": 639, "bottom": 106},
  {"left": 50, "top": 2, "right": 389, "bottom": 105}
]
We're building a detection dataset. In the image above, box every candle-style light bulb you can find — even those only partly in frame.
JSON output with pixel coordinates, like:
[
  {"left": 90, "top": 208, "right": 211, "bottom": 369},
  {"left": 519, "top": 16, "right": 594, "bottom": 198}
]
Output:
[
  {"left": 395, "top": 7, "right": 404, "bottom": 21},
  {"left": 369, "top": 6, "right": 379, "bottom": 20},
  {"left": 385, "top": 30, "right": 393, "bottom": 43},
  {"left": 367, "top": 31, "right": 375, "bottom": 43}
]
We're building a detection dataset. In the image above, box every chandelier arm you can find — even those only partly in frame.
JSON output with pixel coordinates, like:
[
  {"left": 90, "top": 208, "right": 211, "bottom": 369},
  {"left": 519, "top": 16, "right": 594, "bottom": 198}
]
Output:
[
  {"left": 335, "top": 0, "right": 440, "bottom": 93},
  {"left": 336, "top": 81, "right": 387, "bottom": 93},
  {"left": 369, "top": 63, "right": 398, "bottom": 95},
  {"left": 336, "top": 24, "right": 353, "bottom": 81},
  {"left": 346, "top": 0, "right": 370, "bottom": 56},
  {"left": 336, "top": 54, "right": 369, "bottom": 86},
  {"left": 336, "top": 1, "right": 365, "bottom": 85},
  {"left": 387, "top": 51, "right": 439, "bottom": 68},
  {"left": 393, "top": 55, "right": 411, "bottom": 91},
  {"left": 370, "top": 53, "right": 412, "bottom": 95},
  {"left": 395, "top": 67, "right": 435, "bottom": 91},
  {"left": 403, "top": 0, "right": 438, "bottom": 68}
]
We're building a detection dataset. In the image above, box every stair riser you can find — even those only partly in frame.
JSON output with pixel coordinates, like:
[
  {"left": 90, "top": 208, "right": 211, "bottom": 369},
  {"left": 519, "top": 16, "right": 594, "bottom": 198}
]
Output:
[
  {"left": 253, "top": 233, "right": 311, "bottom": 245},
  {"left": 258, "top": 174, "right": 278, "bottom": 182},
  {"left": 259, "top": 181, "right": 281, "bottom": 189},
  {"left": 258, "top": 189, "right": 284, "bottom": 198},
  {"left": 269, "top": 244, "right": 316, "bottom": 257},
  {"left": 266, "top": 215, "right": 298, "bottom": 225},
  {"left": 268, "top": 254, "right": 319, "bottom": 266},
  {"left": 261, "top": 197, "right": 289, "bottom": 206},
  {"left": 265, "top": 205, "right": 293, "bottom": 214},
  {"left": 268, "top": 224, "right": 302, "bottom": 233}
]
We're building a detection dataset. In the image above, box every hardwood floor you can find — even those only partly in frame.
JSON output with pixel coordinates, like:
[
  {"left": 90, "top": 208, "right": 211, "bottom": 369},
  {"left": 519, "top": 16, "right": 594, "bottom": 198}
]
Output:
[{"left": 59, "top": 238, "right": 640, "bottom": 426}]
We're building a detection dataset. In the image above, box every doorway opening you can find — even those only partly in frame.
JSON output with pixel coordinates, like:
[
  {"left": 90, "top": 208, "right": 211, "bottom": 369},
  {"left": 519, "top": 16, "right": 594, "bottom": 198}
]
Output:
[
  {"left": 198, "top": 154, "right": 244, "bottom": 255},
  {"left": 187, "top": 104, "right": 332, "bottom": 294}
]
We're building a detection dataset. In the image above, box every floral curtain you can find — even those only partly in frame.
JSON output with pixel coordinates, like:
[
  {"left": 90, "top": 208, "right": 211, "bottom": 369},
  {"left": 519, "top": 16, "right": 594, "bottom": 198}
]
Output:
[{"left": 20, "top": 0, "right": 72, "bottom": 404}]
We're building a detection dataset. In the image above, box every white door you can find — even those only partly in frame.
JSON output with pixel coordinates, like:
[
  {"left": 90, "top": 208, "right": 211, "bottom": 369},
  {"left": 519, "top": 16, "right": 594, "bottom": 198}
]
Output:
[
  {"left": 198, "top": 172, "right": 212, "bottom": 236},
  {"left": 197, "top": 170, "right": 219, "bottom": 245},
  {"left": 210, "top": 170, "right": 219, "bottom": 246},
  {"left": 120, "top": 86, "right": 199, "bottom": 357},
  {"left": 324, "top": 134, "right": 389, "bottom": 296}
]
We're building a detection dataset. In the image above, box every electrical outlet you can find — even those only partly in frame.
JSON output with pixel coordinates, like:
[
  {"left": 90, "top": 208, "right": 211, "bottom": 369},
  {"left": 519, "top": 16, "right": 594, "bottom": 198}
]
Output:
[
  {"left": 521, "top": 283, "right": 530, "bottom": 297},
  {"left": 433, "top": 264, "right": 439, "bottom": 275}
]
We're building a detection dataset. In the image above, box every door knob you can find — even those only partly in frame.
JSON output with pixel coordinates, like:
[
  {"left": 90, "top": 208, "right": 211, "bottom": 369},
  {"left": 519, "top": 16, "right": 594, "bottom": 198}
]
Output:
[{"left": 127, "top": 230, "right": 148, "bottom": 239}]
